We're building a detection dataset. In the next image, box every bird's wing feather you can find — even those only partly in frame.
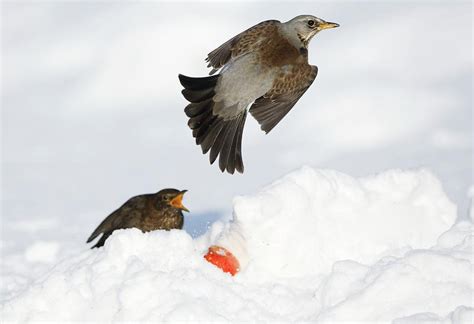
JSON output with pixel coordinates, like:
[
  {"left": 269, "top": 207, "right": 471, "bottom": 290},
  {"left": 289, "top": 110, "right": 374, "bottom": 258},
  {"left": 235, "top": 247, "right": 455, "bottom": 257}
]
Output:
[
  {"left": 249, "top": 64, "right": 318, "bottom": 133},
  {"left": 86, "top": 195, "right": 147, "bottom": 243},
  {"left": 180, "top": 74, "right": 249, "bottom": 174},
  {"left": 206, "top": 20, "right": 280, "bottom": 75}
]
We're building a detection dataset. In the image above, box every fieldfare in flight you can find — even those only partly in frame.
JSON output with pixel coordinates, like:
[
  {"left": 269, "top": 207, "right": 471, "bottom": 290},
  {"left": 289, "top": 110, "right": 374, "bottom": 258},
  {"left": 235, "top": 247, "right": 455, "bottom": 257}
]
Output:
[{"left": 179, "top": 15, "right": 339, "bottom": 174}]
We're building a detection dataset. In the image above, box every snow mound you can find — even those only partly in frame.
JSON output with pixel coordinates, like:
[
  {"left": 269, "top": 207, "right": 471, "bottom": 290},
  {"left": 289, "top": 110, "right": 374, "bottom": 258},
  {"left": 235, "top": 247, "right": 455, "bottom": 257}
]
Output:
[
  {"left": 316, "top": 220, "right": 473, "bottom": 321},
  {"left": 229, "top": 167, "right": 457, "bottom": 278},
  {"left": 2, "top": 167, "right": 472, "bottom": 322}
]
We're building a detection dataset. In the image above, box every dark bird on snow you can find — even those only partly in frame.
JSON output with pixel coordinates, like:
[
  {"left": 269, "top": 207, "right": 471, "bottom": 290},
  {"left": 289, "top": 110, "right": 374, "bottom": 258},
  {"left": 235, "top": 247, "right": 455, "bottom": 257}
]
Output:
[
  {"left": 86, "top": 189, "right": 189, "bottom": 248},
  {"left": 179, "top": 15, "right": 339, "bottom": 174}
]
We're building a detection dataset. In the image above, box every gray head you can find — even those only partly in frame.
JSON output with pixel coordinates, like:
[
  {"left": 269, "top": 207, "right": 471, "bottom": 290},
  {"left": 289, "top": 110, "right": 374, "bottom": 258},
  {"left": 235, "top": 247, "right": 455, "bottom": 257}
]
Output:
[{"left": 283, "top": 15, "right": 339, "bottom": 48}]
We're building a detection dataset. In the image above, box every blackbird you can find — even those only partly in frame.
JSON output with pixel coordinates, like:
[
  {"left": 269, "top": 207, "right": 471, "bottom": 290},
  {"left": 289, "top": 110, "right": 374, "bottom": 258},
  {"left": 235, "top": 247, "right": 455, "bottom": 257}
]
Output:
[
  {"left": 86, "top": 189, "right": 189, "bottom": 248},
  {"left": 179, "top": 15, "right": 339, "bottom": 174}
]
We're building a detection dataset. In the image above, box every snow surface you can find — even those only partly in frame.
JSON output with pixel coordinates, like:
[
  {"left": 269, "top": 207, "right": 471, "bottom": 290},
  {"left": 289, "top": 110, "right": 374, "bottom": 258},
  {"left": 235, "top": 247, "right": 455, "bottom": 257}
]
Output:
[
  {"left": 221, "top": 167, "right": 457, "bottom": 276},
  {"left": 2, "top": 167, "right": 472, "bottom": 322}
]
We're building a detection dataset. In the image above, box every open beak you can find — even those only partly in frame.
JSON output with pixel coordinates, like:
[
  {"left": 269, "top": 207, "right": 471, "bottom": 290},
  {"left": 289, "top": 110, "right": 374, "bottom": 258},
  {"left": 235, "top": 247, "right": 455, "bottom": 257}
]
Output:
[
  {"left": 170, "top": 190, "right": 189, "bottom": 212},
  {"left": 319, "top": 21, "right": 340, "bottom": 30}
]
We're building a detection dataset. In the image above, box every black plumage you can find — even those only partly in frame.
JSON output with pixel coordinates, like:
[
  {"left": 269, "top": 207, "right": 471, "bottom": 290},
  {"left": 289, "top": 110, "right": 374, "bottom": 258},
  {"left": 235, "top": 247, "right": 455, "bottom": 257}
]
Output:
[{"left": 86, "top": 189, "right": 189, "bottom": 248}]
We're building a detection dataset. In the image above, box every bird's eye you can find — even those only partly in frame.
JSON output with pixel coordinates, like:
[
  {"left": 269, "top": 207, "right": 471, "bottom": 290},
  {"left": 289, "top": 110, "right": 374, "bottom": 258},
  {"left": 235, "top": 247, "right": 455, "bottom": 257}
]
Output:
[{"left": 307, "top": 20, "right": 315, "bottom": 28}]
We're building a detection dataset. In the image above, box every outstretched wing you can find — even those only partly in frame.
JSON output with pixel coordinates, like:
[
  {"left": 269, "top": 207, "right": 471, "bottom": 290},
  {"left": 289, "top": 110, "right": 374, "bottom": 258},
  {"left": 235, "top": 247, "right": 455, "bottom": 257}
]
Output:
[
  {"left": 249, "top": 64, "right": 318, "bottom": 133},
  {"left": 206, "top": 20, "right": 280, "bottom": 75}
]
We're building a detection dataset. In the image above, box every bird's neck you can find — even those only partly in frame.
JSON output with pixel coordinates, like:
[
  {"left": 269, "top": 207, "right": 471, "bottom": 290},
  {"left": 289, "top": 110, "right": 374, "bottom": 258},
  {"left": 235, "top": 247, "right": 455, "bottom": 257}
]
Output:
[{"left": 279, "top": 23, "right": 307, "bottom": 50}]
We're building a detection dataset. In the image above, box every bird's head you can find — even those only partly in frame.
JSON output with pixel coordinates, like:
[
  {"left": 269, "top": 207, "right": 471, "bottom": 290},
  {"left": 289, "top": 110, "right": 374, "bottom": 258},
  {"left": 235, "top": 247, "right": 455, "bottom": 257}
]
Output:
[
  {"left": 284, "top": 15, "right": 339, "bottom": 48},
  {"left": 155, "top": 188, "right": 189, "bottom": 212}
]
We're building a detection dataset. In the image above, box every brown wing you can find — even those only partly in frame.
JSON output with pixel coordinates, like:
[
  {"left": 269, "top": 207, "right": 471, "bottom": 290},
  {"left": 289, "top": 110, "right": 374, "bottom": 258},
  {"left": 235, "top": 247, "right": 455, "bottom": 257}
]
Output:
[
  {"left": 206, "top": 20, "right": 280, "bottom": 75},
  {"left": 249, "top": 64, "right": 318, "bottom": 134},
  {"left": 86, "top": 195, "right": 148, "bottom": 244}
]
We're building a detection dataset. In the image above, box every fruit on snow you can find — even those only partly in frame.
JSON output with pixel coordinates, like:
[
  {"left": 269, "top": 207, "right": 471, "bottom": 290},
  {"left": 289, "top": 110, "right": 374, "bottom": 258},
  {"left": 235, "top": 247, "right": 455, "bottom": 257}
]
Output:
[{"left": 204, "top": 245, "right": 240, "bottom": 276}]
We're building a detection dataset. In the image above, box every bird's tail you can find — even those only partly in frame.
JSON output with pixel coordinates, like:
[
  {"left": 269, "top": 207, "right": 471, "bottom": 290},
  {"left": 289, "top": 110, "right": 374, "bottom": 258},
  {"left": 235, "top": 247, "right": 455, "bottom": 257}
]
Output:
[
  {"left": 178, "top": 74, "right": 247, "bottom": 174},
  {"left": 89, "top": 232, "right": 111, "bottom": 249}
]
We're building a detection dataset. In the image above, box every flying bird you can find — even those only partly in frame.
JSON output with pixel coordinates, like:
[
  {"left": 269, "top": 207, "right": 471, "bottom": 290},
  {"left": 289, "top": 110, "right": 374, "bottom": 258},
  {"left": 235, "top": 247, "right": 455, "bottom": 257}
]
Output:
[
  {"left": 179, "top": 15, "right": 339, "bottom": 174},
  {"left": 86, "top": 189, "right": 189, "bottom": 248}
]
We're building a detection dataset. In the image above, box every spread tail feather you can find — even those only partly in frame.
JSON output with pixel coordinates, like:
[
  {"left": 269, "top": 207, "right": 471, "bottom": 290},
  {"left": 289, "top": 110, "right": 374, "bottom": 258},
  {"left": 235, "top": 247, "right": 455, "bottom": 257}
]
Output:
[{"left": 179, "top": 74, "right": 246, "bottom": 174}]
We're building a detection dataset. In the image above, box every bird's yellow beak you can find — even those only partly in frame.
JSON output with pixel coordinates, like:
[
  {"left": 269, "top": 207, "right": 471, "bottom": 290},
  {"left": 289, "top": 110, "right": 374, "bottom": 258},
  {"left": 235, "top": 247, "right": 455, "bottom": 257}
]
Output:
[
  {"left": 170, "top": 190, "right": 189, "bottom": 212},
  {"left": 319, "top": 21, "right": 340, "bottom": 30}
]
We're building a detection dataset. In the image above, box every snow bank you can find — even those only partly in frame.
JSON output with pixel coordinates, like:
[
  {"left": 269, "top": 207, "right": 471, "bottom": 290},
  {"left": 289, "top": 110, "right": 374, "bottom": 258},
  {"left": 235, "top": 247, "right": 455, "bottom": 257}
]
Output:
[
  {"left": 2, "top": 167, "right": 472, "bottom": 322},
  {"left": 316, "top": 220, "right": 473, "bottom": 322},
  {"left": 226, "top": 167, "right": 457, "bottom": 278}
]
